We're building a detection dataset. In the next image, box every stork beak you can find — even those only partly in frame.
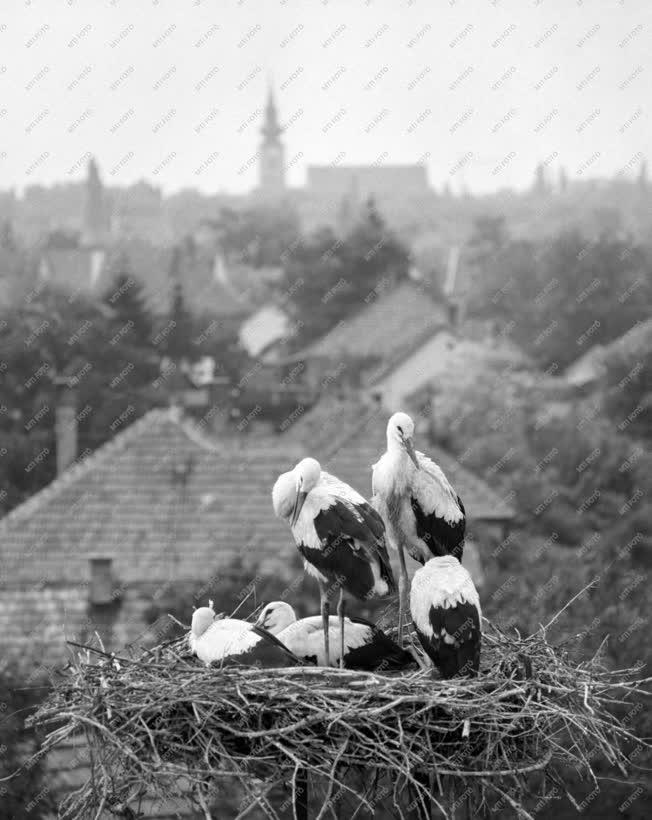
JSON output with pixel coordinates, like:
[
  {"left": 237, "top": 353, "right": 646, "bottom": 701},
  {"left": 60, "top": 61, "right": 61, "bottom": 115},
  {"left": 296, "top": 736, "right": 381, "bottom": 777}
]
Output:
[
  {"left": 404, "top": 437, "right": 420, "bottom": 469},
  {"left": 290, "top": 489, "right": 308, "bottom": 527}
]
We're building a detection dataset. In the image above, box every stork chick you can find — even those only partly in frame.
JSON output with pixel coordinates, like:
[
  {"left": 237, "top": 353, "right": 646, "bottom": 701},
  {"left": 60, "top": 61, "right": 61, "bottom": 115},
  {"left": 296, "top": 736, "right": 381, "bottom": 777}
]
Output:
[
  {"left": 256, "top": 600, "right": 414, "bottom": 671},
  {"left": 189, "top": 602, "right": 298, "bottom": 667}
]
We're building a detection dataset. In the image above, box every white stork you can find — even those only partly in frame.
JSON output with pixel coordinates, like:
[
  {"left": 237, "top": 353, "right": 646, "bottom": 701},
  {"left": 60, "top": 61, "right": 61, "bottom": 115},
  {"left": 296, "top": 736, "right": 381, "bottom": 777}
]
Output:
[
  {"left": 372, "top": 411, "right": 466, "bottom": 642},
  {"left": 255, "top": 601, "right": 415, "bottom": 671},
  {"left": 410, "top": 556, "right": 481, "bottom": 678},
  {"left": 272, "top": 457, "right": 395, "bottom": 667},
  {"left": 189, "top": 602, "right": 299, "bottom": 667}
]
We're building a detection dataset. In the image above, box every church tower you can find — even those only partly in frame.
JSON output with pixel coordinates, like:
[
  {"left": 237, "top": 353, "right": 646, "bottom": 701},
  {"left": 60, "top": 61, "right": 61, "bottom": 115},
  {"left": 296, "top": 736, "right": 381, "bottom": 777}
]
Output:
[
  {"left": 258, "top": 86, "right": 285, "bottom": 197},
  {"left": 81, "top": 157, "right": 109, "bottom": 247}
]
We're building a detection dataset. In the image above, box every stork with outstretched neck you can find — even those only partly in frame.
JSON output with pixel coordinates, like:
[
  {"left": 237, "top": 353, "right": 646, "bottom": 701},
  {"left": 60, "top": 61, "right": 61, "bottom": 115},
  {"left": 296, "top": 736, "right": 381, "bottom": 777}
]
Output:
[
  {"left": 372, "top": 412, "right": 466, "bottom": 644},
  {"left": 273, "top": 457, "right": 395, "bottom": 667}
]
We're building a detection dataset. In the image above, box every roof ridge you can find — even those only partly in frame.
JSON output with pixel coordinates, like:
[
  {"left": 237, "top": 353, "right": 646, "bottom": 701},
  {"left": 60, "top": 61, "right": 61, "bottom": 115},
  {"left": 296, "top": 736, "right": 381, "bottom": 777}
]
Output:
[
  {"left": 0, "top": 407, "right": 174, "bottom": 531},
  {"left": 303, "top": 280, "right": 435, "bottom": 358},
  {"left": 322, "top": 400, "right": 383, "bottom": 461},
  {"left": 171, "top": 408, "right": 222, "bottom": 453},
  {"left": 319, "top": 400, "right": 515, "bottom": 516}
]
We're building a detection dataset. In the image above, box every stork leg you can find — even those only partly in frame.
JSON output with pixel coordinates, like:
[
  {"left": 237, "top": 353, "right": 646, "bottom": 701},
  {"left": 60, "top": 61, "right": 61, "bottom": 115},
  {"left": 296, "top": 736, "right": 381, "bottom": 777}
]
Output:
[
  {"left": 397, "top": 539, "right": 409, "bottom": 647},
  {"left": 337, "top": 587, "right": 345, "bottom": 670},
  {"left": 294, "top": 767, "right": 308, "bottom": 820},
  {"left": 319, "top": 579, "right": 330, "bottom": 666}
]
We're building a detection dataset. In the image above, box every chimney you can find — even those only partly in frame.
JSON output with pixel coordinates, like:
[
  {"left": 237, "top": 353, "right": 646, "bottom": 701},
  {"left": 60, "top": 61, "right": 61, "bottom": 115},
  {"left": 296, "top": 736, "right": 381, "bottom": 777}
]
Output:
[
  {"left": 87, "top": 556, "right": 121, "bottom": 653},
  {"left": 89, "top": 557, "right": 115, "bottom": 605},
  {"left": 443, "top": 246, "right": 462, "bottom": 328},
  {"left": 54, "top": 378, "right": 78, "bottom": 474},
  {"left": 447, "top": 299, "right": 460, "bottom": 327}
]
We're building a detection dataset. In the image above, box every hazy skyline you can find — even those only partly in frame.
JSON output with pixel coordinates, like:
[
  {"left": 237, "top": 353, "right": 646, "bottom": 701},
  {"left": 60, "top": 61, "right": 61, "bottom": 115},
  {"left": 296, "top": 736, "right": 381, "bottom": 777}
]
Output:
[{"left": 1, "top": 0, "right": 649, "bottom": 196}]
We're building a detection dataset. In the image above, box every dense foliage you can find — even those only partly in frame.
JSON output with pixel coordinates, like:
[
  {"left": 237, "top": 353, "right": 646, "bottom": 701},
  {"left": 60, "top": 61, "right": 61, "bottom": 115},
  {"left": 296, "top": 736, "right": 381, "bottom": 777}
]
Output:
[
  {"left": 0, "top": 669, "right": 52, "bottom": 819},
  {"left": 467, "top": 222, "right": 652, "bottom": 370},
  {"left": 282, "top": 198, "right": 411, "bottom": 346},
  {"left": 0, "top": 267, "right": 243, "bottom": 515}
]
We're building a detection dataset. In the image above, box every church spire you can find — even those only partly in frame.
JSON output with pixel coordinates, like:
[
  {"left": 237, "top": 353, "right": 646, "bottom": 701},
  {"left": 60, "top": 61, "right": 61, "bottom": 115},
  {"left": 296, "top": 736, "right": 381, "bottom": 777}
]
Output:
[
  {"left": 258, "top": 81, "right": 286, "bottom": 197},
  {"left": 261, "top": 85, "right": 282, "bottom": 141},
  {"left": 81, "top": 156, "right": 109, "bottom": 247}
]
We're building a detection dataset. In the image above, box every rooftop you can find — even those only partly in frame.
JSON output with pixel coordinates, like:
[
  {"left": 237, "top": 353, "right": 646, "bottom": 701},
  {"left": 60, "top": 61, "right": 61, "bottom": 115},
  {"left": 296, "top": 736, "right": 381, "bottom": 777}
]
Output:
[
  {"left": 300, "top": 280, "right": 448, "bottom": 371},
  {"left": 0, "top": 407, "right": 302, "bottom": 588},
  {"left": 287, "top": 397, "right": 515, "bottom": 523}
]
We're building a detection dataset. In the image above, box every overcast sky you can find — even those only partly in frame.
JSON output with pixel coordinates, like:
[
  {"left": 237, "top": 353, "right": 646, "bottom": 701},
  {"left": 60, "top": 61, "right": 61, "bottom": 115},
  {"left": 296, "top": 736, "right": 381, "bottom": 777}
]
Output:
[{"left": 0, "top": 0, "right": 649, "bottom": 196}]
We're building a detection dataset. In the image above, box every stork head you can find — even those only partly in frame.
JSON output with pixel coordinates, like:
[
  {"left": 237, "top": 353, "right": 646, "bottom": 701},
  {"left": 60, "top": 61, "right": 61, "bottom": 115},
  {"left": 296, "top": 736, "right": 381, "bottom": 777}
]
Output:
[
  {"left": 255, "top": 601, "right": 297, "bottom": 635},
  {"left": 294, "top": 457, "right": 321, "bottom": 492},
  {"left": 191, "top": 603, "right": 216, "bottom": 637},
  {"left": 272, "top": 457, "right": 321, "bottom": 526},
  {"left": 386, "top": 412, "right": 419, "bottom": 468}
]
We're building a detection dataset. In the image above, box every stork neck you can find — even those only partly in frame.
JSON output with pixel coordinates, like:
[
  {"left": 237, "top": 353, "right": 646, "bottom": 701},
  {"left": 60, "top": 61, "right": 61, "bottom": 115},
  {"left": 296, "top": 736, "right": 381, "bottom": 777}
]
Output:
[{"left": 385, "top": 443, "right": 413, "bottom": 487}]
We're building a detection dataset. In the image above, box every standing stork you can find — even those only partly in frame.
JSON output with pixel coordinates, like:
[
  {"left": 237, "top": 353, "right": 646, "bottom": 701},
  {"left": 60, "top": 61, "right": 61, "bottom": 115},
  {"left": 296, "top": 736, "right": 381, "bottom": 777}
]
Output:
[
  {"left": 410, "top": 556, "right": 481, "bottom": 678},
  {"left": 255, "top": 601, "right": 414, "bottom": 671},
  {"left": 272, "top": 457, "right": 395, "bottom": 667},
  {"left": 372, "top": 411, "right": 466, "bottom": 643}
]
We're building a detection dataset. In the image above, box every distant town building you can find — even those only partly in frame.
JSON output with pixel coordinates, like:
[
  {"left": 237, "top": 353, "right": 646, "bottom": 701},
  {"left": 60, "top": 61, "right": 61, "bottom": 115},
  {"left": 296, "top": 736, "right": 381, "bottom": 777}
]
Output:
[
  {"left": 38, "top": 247, "right": 108, "bottom": 293},
  {"left": 258, "top": 87, "right": 286, "bottom": 198},
  {"left": 81, "top": 157, "right": 110, "bottom": 247},
  {"left": 253, "top": 87, "right": 430, "bottom": 214},
  {"left": 306, "top": 164, "right": 430, "bottom": 201}
]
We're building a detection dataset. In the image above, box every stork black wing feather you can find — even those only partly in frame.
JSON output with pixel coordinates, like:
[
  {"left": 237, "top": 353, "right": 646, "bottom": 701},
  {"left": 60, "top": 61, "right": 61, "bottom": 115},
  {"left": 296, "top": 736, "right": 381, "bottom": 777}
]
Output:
[
  {"left": 410, "top": 495, "right": 465, "bottom": 561},
  {"left": 224, "top": 625, "right": 305, "bottom": 668},
  {"left": 415, "top": 601, "right": 481, "bottom": 679},
  {"left": 344, "top": 634, "right": 415, "bottom": 672},
  {"left": 300, "top": 500, "right": 391, "bottom": 599},
  {"left": 354, "top": 501, "right": 396, "bottom": 594}
]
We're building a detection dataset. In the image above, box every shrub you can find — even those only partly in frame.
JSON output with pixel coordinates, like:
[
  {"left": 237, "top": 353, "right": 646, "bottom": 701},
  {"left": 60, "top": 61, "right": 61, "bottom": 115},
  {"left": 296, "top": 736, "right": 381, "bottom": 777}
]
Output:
[{"left": 0, "top": 667, "right": 53, "bottom": 819}]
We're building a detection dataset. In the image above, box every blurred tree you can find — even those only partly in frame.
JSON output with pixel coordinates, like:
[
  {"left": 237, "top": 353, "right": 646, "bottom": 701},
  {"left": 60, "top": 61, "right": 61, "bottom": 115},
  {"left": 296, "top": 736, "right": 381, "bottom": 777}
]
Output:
[
  {"left": 44, "top": 228, "right": 80, "bottom": 249},
  {"left": 534, "top": 162, "right": 550, "bottom": 195},
  {"left": 211, "top": 204, "right": 301, "bottom": 267},
  {"left": 283, "top": 226, "right": 347, "bottom": 342},
  {"left": 283, "top": 203, "right": 410, "bottom": 346},
  {"left": 558, "top": 167, "right": 569, "bottom": 193},
  {"left": 468, "top": 228, "right": 651, "bottom": 370},
  {"left": 102, "top": 253, "right": 153, "bottom": 347},
  {"left": 0, "top": 669, "right": 54, "bottom": 819},
  {"left": 0, "top": 286, "right": 160, "bottom": 513},
  {"left": 531, "top": 230, "right": 650, "bottom": 368},
  {"left": 638, "top": 159, "right": 648, "bottom": 190},
  {"left": 163, "top": 246, "right": 194, "bottom": 363},
  {"left": 0, "top": 219, "right": 17, "bottom": 251}
]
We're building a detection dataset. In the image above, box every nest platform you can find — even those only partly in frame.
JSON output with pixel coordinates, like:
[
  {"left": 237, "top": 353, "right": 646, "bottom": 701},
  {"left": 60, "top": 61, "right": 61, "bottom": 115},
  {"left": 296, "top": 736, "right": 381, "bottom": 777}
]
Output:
[{"left": 27, "top": 622, "right": 650, "bottom": 820}]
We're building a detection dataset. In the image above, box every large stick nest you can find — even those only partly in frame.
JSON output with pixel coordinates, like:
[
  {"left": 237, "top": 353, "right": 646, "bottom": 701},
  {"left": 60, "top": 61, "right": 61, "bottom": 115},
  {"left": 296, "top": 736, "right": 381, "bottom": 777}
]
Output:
[{"left": 28, "top": 620, "right": 650, "bottom": 820}]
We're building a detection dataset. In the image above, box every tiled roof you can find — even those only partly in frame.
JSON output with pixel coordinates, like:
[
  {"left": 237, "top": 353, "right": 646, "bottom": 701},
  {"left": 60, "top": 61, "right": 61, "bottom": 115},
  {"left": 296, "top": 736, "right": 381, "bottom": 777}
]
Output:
[
  {"left": 287, "top": 397, "right": 515, "bottom": 523},
  {"left": 564, "top": 318, "right": 652, "bottom": 386},
  {"left": 0, "top": 408, "right": 303, "bottom": 587},
  {"left": 182, "top": 252, "right": 252, "bottom": 319},
  {"left": 300, "top": 281, "right": 447, "bottom": 367},
  {"left": 40, "top": 248, "right": 108, "bottom": 291}
]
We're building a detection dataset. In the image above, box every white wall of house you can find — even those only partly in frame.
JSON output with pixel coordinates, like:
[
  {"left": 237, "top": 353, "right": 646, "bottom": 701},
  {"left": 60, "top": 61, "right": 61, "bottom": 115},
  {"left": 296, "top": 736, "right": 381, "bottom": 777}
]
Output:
[
  {"left": 239, "top": 304, "right": 289, "bottom": 358},
  {"left": 372, "top": 330, "right": 456, "bottom": 411}
]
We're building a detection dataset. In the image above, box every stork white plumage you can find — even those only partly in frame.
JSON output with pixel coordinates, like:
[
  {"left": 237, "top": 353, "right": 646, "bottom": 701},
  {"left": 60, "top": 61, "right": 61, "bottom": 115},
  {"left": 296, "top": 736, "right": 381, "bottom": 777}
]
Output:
[
  {"left": 372, "top": 411, "right": 466, "bottom": 643},
  {"left": 189, "top": 601, "right": 298, "bottom": 667},
  {"left": 255, "top": 601, "right": 414, "bottom": 671},
  {"left": 272, "top": 458, "right": 396, "bottom": 667},
  {"left": 410, "top": 556, "right": 481, "bottom": 678}
]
